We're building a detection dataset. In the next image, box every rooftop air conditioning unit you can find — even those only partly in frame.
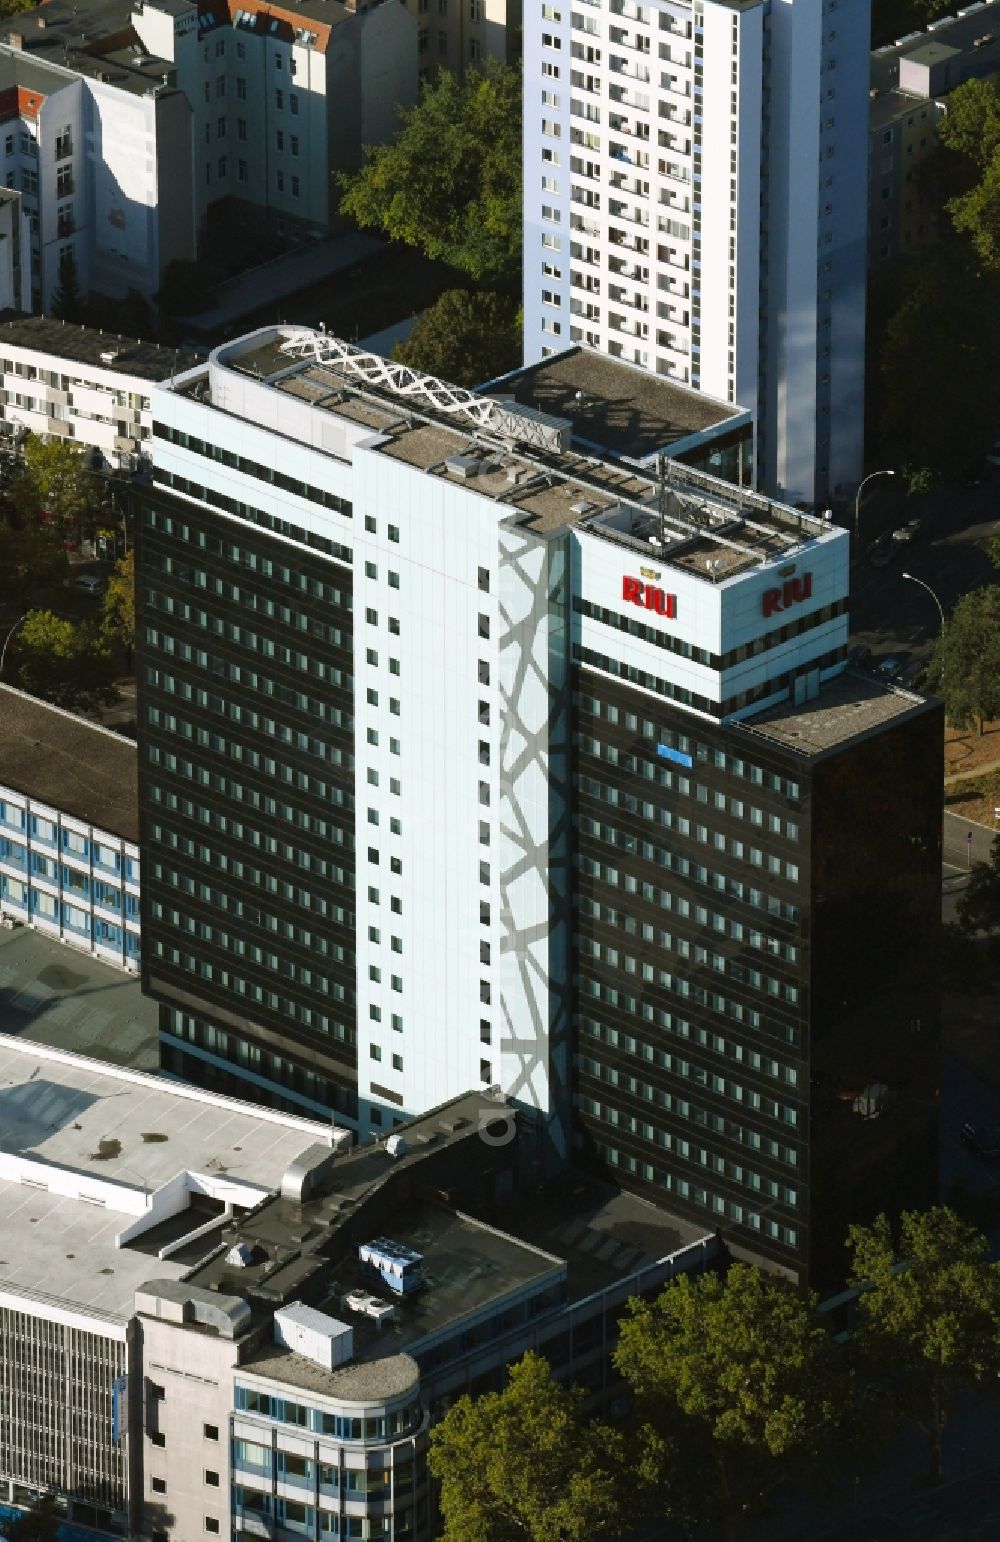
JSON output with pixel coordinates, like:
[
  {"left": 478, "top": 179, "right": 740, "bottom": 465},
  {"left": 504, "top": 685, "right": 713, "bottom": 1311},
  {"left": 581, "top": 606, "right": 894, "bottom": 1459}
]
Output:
[{"left": 100, "top": 350, "right": 118, "bottom": 364}]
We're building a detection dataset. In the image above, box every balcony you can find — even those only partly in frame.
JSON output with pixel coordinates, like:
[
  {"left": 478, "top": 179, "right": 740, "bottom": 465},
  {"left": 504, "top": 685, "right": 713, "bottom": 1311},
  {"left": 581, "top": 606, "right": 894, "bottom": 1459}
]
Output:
[{"left": 56, "top": 175, "right": 74, "bottom": 196}]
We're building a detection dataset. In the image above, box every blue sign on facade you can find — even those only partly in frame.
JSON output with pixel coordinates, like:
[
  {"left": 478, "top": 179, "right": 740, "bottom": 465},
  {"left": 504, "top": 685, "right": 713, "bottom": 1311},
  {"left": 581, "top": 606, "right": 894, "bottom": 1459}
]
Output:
[
  {"left": 657, "top": 743, "right": 693, "bottom": 768},
  {"left": 112, "top": 1375, "right": 127, "bottom": 1443}
]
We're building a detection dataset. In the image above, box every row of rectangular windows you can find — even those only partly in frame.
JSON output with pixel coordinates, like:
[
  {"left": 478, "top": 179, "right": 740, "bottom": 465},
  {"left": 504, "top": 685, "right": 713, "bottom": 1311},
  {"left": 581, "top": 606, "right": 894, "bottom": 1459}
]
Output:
[
  {"left": 579, "top": 812, "right": 800, "bottom": 883},
  {"left": 146, "top": 705, "right": 354, "bottom": 778},
  {"left": 575, "top": 1017, "right": 799, "bottom": 1120},
  {"left": 577, "top": 849, "right": 800, "bottom": 924},
  {"left": 150, "top": 939, "right": 354, "bottom": 1018},
  {"left": 579, "top": 772, "right": 800, "bottom": 841},
  {"left": 577, "top": 1093, "right": 799, "bottom": 1206},
  {"left": 574, "top": 701, "right": 802, "bottom": 799},
  {"left": 578, "top": 895, "right": 798, "bottom": 965},
  {"left": 150, "top": 860, "right": 352, "bottom": 933},
  {"left": 165, "top": 1011, "right": 358, "bottom": 1118},
  {"left": 577, "top": 969, "right": 802, "bottom": 1060},
  {"left": 150, "top": 870, "right": 352, "bottom": 962},
  {"left": 0, "top": 805, "right": 134, "bottom": 874},
  {"left": 577, "top": 934, "right": 799, "bottom": 1003},
  {"left": 147, "top": 832, "right": 351, "bottom": 912},
  {"left": 146, "top": 530, "right": 351, "bottom": 605},
  {"left": 151, "top": 425, "right": 353, "bottom": 523},
  {"left": 577, "top": 642, "right": 848, "bottom": 717},
  {"left": 145, "top": 556, "right": 350, "bottom": 645},
  {"left": 148, "top": 815, "right": 351, "bottom": 887},
  {"left": 577, "top": 1014, "right": 799, "bottom": 1164},
  {"left": 574, "top": 595, "right": 848, "bottom": 672},
  {"left": 144, "top": 668, "right": 353, "bottom": 758},
  {"left": 144, "top": 591, "right": 353, "bottom": 688},
  {"left": 593, "top": 1139, "right": 799, "bottom": 1246},
  {"left": 150, "top": 904, "right": 349, "bottom": 994},
  {"left": 152, "top": 464, "right": 352, "bottom": 565},
  {"left": 147, "top": 745, "right": 351, "bottom": 844},
  {"left": 0, "top": 877, "right": 139, "bottom": 951},
  {"left": 0, "top": 850, "right": 137, "bottom": 915}
]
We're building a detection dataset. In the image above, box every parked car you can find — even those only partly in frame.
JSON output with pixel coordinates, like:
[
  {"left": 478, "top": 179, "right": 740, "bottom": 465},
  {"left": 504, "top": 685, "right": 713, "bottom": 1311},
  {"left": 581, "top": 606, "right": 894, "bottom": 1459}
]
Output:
[
  {"left": 891, "top": 515, "right": 929, "bottom": 544},
  {"left": 73, "top": 574, "right": 107, "bottom": 597},
  {"left": 961, "top": 1122, "right": 1000, "bottom": 1160},
  {"left": 867, "top": 536, "right": 893, "bottom": 568},
  {"left": 876, "top": 656, "right": 902, "bottom": 679}
]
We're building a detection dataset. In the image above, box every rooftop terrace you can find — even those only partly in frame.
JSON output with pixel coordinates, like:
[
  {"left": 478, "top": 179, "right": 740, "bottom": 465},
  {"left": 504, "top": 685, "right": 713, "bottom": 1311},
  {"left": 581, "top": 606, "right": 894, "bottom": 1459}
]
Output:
[
  {"left": 0, "top": 684, "right": 139, "bottom": 841},
  {"left": 200, "top": 328, "right": 840, "bottom": 585}
]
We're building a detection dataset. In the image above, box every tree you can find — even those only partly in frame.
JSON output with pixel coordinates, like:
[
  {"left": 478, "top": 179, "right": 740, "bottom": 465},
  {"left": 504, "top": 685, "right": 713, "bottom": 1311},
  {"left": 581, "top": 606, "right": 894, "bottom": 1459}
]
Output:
[
  {"left": 0, "top": 520, "right": 68, "bottom": 600},
  {"left": 948, "top": 154, "right": 1000, "bottom": 270},
  {"left": 0, "top": 1493, "right": 61, "bottom": 1542},
  {"left": 614, "top": 1264, "right": 848, "bottom": 1541},
  {"left": 956, "top": 834, "right": 1000, "bottom": 934},
  {"left": 428, "top": 1351, "right": 626, "bottom": 1541},
  {"left": 339, "top": 64, "right": 522, "bottom": 290},
  {"left": 51, "top": 248, "right": 84, "bottom": 323},
  {"left": 102, "top": 546, "right": 135, "bottom": 654},
  {"left": 847, "top": 1207, "right": 1000, "bottom": 1482},
  {"left": 10, "top": 609, "right": 119, "bottom": 717},
  {"left": 392, "top": 290, "right": 521, "bottom": 387},
  {"left": 9, "top": 434, "right": 100, "bottom": 541},
  {"left": 925, "top": 586, "right": 1000, "bottom": 735},
  {"left": 938, "top": 77, "right": 1000, "bottom": 175}
]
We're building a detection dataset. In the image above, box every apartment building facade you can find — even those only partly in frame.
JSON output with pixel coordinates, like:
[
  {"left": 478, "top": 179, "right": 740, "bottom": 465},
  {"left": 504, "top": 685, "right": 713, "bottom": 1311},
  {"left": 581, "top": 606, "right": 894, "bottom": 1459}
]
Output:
[
  {"left": 134, "top": 326, "right": 940, "bottom": 1285},
  {"left": 522, "top": 0, "right": 870, "bottom": 509},
  {"left": 0, "top": 0, "right": 415, "bottom": 310},
  {"left": 868, "top": 0, "right": 1000, "bottom": 270},
  {"left": 404, "top": 0, "right": 521, "bottom": 83},
  {"left": 0, "top": 685, "right": 141, "bottom": 971}
]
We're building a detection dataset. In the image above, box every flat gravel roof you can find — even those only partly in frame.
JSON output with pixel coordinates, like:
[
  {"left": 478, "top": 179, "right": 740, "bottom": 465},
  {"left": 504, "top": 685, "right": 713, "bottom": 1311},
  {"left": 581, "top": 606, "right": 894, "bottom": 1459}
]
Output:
[{"left": 0, "top": 685, "right": 139, "bottom": 842}]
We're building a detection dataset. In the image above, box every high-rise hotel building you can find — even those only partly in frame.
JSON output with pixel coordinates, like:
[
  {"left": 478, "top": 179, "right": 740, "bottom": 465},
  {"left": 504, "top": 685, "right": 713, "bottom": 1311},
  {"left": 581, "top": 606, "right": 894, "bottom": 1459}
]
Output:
[
  {"left": 138, "top": 330, "right": 939, "bottom": 1285},
  {"left": 521, "top": 0, "right": 870, "bottom": 509}
]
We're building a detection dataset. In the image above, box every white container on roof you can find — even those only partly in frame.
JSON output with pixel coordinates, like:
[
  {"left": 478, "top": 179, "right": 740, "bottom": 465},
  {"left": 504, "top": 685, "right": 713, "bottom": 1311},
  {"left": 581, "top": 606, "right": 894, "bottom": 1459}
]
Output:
[{"left": 274, "top": 1301, "right": 354, "bottom": 1370}]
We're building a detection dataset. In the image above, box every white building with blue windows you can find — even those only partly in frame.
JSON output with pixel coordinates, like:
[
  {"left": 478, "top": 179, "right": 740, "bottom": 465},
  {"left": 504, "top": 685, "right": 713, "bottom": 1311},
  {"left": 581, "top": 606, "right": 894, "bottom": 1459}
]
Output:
[{"left": 0, "top": 684, "right": 140, "bottom": 971}]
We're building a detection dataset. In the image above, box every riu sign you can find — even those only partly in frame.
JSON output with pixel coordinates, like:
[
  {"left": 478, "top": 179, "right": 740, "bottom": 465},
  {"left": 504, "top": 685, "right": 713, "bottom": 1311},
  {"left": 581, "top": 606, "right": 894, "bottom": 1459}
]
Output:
[
  {"left": 761, "top": 572, "right": 812, "bottom": 619},
  {"left": 622, "top": 575, "right": 678, "bottom": 619}
]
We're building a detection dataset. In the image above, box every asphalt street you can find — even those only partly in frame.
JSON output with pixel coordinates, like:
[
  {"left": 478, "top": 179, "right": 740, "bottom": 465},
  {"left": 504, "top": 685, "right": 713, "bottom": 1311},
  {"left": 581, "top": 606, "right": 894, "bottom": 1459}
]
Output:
[{"left": 849, "top": 481, "right": 998, "bottom": 674}]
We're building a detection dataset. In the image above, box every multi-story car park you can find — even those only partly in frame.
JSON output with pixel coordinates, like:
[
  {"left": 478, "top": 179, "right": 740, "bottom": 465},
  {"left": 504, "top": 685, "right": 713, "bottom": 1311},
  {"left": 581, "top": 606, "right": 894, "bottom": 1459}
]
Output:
[
  {"left": 134, "top": 325, "right": 941, "bottom": 1288},
  {"left": 521, "top": 0, "right": 871, "bottom": 510},
  {"left": 0, "top": 685, "right": 141, "bottom": 972},
  {"left": 0, "top": 1034, "right": 715, "bottom": 1541}
]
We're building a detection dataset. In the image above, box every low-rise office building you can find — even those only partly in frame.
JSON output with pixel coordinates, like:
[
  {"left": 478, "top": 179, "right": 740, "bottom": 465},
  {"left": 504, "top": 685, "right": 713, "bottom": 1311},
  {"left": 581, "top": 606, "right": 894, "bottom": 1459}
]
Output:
[
  {"left": 0, "top": 313, "right": 203, "bottom": 470},
  {"left": 0, "top": 684, "right": 141, "bottom": 971},
  {"left": 0, "top": 1034, "right": 716, "bottom": 1540}
]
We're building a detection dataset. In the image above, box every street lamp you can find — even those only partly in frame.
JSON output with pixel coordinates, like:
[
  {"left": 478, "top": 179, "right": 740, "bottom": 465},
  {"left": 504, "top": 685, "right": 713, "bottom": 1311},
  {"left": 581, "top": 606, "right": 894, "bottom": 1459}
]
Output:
[
  {"left": 901, "top": 571, "right": 946, "bottom": 634},
  {"left": 0, "top": 613, "right": 30, "bottom": 679},
  {"left": 854, "top": 469, "right": 896, "bottom": 547}
]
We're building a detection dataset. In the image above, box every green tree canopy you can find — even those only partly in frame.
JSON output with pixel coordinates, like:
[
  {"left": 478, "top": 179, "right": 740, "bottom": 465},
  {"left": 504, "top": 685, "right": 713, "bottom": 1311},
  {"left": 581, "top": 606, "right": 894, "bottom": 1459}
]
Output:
[
  {"left": 9, "top": 435, "right": 100, "bottom": 537},
  {"left": 392, "top": 290, "right": 521, "bottom": 387},
  {"left": 339, "top": 64, "right": 522, "bottom": 290},
  {"left": 10, "top": 609, "right": 119, "bottom": 717},
  {"left": 427, "top": 1351, "right": 626, "bottom": 1541},
  {"left": 102, "top": 546, "right": 135, "bottom": 653},
  {"left": 938, "top": 77, "right": 1000, "bottom": 174},
  {"left": 0, "top": 520, "right": 68, "bottom": 600},
  {"left": 956, "top": 834, "right": 1000, "bottom": 934},
  {"left": 925, "top": 585, "right": 1000, "bottom": 734},
  {"left": 614, "top": 1264, "right": 848, "bottom": 1540},
  {"left": 847, "top": 1207, "right": 1000, "bottom": 1482}
]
